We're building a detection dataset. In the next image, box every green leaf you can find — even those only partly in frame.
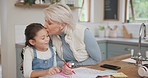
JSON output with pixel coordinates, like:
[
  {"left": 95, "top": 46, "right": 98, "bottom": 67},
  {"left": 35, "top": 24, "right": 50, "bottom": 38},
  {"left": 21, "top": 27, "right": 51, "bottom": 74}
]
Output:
[{"left": 98, "top": 26, "right": 105, "bottom": 30}]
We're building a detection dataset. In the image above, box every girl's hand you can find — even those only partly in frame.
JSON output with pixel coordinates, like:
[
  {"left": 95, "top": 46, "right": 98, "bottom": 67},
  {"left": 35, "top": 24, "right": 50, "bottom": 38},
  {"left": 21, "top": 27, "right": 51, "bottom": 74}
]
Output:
[
  {"left": 61, "top": 62, "right": 73, "bottom": 75},
  {"left": 47, "top": 66, "right": 61, "bottom": 76}
]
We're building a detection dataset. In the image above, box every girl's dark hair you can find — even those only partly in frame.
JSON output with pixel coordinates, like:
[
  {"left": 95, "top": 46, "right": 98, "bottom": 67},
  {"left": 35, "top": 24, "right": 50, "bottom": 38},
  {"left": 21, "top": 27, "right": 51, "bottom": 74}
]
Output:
[{"left": 25, "top": 23, "right": 45, "bottom": 47}]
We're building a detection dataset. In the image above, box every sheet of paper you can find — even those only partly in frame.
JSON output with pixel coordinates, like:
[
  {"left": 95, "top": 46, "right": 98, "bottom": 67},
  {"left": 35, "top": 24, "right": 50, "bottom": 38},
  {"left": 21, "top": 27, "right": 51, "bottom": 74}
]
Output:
[
  {"left": 122, "top": 58, "right": 148, "bottom": 64},
  {"left": 40, "top": 67, "right": 116, "bottom": 78},
  {"left": 112, "top": 72, "right": 128, "bottom": 78}
]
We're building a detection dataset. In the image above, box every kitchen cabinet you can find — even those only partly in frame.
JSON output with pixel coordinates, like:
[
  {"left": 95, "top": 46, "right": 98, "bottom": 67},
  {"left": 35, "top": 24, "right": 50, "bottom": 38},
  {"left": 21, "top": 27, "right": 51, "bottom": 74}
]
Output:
[
  {"left": 107, "top": 43, "right": 148, "bottom": 59},
  {"left": 16, "top": 44, "right": 24, "bottom": 78},
  {"left": 107, "top": 43, "right": 137, "bottom": 58},
  {"left": 97, "top": 41, "right": 107, "bottom": 60},
  {"left": 140, "top": 46, "right": 148, "bottom": 57}
]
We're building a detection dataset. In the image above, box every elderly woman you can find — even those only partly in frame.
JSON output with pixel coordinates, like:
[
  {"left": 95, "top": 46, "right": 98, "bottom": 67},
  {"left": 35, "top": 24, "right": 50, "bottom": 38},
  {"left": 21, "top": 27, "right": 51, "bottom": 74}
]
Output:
[{"left": 43, "top": 4, "right": 102, "bottom": 67}]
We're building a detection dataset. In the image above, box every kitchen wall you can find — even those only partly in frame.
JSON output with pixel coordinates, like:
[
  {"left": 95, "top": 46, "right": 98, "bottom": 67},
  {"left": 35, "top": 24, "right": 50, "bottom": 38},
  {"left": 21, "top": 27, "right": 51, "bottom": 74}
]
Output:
[
  {"left": 14, "top": 0, "right": 148, "bottom": 44},
  {"left": 0, "top": 18, "right": 1, "bottom": 55},
  {"left": 14, "top": 0, "right": 79, "bottom": 43},
  {"left": 81, "top": 0, "right": 148, "bottom": 39},
  {"left": 0, "top": 20, "right": 1, "bottom": 45},
  {"left": 14, "top": 0, "right": 82, "bottom": 43},
  {"left": 14, "top": 0, "right": 120, "bottom": 43},
  {"left": 1, "top": 0, "right": 148, "bottom": 43},
  {"left": 1, "top": 0, "right": 16, "bottom": 78}
]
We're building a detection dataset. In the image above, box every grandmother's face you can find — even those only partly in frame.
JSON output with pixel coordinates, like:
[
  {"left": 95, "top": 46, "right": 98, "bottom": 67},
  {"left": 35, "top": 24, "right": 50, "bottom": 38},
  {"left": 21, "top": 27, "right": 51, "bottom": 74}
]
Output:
[{"left": 44, "top": 19, "right": 65, "bottom": 35}]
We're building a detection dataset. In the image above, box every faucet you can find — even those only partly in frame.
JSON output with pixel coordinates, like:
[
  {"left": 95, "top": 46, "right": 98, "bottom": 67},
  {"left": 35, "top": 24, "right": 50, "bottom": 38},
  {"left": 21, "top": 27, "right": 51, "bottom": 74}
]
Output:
[
  {"left": 139, "top": 23, "right": 146, "bottom": 53},
  {"left": 131, "top": 23, "right": 147, "bottom": 66}
]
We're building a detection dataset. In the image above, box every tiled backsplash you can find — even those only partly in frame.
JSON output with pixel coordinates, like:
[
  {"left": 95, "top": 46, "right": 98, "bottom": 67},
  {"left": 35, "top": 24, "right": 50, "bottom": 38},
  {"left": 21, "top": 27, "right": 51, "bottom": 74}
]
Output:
[
  {"left": 79, "top": 22, "right": 148, "bottom": 39},
  {"left": 15, "top": 25, "right": 26, "bottom": 43}
]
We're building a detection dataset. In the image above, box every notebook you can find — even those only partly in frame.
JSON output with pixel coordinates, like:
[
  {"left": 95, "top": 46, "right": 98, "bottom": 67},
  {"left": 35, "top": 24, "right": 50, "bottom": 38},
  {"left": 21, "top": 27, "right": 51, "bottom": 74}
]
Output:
[{"left": 40, "top": 67, "right": 117, "bottom": 78}]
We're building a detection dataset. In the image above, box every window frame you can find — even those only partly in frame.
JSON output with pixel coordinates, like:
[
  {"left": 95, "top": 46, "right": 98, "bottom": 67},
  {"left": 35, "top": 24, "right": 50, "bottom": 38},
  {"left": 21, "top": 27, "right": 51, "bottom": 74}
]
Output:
[
  {"left": 124, "top": 0, "right": 148, "bottom": 23},
  {"left": 78, "top": 0, "right": 91, "bottom": 22}
]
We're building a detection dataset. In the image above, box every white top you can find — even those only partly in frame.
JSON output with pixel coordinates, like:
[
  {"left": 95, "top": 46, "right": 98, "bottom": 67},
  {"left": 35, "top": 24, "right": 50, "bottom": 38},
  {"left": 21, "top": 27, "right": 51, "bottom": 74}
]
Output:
[{"left": 23, "top": 46, "right": 57, "bottom": 78}]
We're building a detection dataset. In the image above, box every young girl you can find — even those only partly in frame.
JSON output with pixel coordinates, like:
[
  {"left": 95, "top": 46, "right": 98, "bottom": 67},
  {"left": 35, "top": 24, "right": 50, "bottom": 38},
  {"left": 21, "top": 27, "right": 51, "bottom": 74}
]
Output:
[{"left": 22, "top": 23, "right": 61, "bottom": 78}]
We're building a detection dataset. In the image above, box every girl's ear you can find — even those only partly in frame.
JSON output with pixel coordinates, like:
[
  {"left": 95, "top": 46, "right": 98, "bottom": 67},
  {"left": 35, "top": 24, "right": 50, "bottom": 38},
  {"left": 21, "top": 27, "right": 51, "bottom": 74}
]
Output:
[{"left": 29, "top": 39, "right": 36, "bottom": 46}]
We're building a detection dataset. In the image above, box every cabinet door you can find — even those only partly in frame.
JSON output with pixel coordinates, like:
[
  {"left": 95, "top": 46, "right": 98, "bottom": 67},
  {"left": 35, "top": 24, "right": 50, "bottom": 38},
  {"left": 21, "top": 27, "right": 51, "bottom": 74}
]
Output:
[
  {"left": 107, "top": 43, "right": 138, "bottom": 59},
  {"left": 16, "top": 45, "right": 24, "bottom": 78},
  {"left": 141, "top": 47, "right": 148, "bottom": 58},
  {"left": 98, "top": 42, "right": 107, "bottom": 60}
]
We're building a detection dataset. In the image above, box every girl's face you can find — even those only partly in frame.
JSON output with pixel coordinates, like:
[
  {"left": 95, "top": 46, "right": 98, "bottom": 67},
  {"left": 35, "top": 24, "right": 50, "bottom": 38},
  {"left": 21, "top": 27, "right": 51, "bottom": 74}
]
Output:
[
  {"left": 31, "top": 28, "right": 50, "bottom": 51},
  {"left": 44, "top": 19, "right": 65, "bottom": 35}
]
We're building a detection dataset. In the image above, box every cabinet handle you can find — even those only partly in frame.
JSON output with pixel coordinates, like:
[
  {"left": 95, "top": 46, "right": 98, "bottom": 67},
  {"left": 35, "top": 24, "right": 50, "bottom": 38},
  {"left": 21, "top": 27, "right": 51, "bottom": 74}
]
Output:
[
  {"left": 124, "top": 48, "right": 131, "bottom": 51},
  {"left": 102, "top": 52, "right": 105, "bottom": 54}
]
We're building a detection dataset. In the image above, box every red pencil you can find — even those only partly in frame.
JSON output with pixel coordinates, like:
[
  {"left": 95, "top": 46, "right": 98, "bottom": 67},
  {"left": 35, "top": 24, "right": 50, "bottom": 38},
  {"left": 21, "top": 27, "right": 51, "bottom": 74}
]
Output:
[{"left": 64, "top": 61, "right": 76, "bottom": 74}]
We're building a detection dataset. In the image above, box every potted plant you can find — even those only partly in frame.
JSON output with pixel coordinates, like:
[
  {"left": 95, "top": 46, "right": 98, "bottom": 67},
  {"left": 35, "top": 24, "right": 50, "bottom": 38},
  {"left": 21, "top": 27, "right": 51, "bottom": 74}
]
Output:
[
  {"left": 98, "top": 26, "right": 105, "bottom": 37},
  {"left": 24, "top": 0, "right": 35, "bottom": 5},
  {"left": 98, "top": 26, "right": 105, "bottom": 31}
]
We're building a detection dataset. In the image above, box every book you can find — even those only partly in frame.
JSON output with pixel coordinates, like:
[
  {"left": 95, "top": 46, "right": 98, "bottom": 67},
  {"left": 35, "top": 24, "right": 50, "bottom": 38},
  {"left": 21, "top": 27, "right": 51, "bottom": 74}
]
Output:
[{"left": 40, "top": 67, "right": 116, "bottom": 78}]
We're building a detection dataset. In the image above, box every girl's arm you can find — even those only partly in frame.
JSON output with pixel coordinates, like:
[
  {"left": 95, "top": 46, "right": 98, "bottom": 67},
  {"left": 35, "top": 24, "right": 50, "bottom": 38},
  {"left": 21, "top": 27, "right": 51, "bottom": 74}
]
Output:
[
  {"left": 30, "top": 67, "right": 60, "bottom": 77},
  {"left": 23, "top": 48, "right": 34, "bottom": 78}
]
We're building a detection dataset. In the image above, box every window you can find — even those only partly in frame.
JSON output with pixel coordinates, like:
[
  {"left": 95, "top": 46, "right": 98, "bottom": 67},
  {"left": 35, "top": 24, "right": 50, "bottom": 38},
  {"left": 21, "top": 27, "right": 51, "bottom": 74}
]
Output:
[
  {"left": 78, "top": 0, "right": 90, "bottom": 22},
  {"left": 125, "top": 0, "right": 148, "bottom": 23}
]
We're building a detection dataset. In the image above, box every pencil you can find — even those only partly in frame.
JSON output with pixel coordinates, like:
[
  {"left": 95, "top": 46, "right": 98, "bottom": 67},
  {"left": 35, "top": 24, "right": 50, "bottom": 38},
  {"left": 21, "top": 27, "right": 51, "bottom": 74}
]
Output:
[{"left": 64, "top": 61, "right": 76, "bottom": 74}]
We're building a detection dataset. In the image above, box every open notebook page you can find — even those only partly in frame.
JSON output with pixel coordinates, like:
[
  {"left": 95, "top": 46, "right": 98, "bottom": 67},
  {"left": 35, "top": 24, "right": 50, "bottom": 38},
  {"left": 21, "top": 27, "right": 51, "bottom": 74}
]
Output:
[{"left": 40, "top": 67, "right": 116, "bottom": 78}]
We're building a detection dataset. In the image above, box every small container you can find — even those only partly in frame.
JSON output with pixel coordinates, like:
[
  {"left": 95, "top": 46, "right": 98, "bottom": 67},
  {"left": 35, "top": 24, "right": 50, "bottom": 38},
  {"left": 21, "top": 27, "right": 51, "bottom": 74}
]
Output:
[
  {"left": 65, "top": 0, "right": 75, "bottom": 6},
  {"left": 146, "top": 51, "right": 148, "bottom": 58},
  {"left": 131, "top": 49, "right": 134, "bottom": 57},
  {"left": 19, "top": 0, "right": 24, "bottom": 2},
  {"left": 35, "top": 0, "right": 40, "bottom": 4}
]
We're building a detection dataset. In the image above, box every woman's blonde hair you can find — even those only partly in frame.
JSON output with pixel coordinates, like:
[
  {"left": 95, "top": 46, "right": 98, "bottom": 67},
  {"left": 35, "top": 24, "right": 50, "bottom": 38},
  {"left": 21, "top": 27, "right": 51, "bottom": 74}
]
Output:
[{"left": 44, "top": 4, "right": 76, "bottom": 34}]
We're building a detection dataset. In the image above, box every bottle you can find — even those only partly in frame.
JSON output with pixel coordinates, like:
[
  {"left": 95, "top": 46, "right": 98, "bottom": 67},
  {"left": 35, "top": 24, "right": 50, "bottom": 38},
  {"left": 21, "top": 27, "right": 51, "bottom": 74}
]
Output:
[
  {"left": 146, "top": 51, "right": 148, "bottom": 59},
  {"left": 131, "top": 49, "right": 134, "bottom": 58}
]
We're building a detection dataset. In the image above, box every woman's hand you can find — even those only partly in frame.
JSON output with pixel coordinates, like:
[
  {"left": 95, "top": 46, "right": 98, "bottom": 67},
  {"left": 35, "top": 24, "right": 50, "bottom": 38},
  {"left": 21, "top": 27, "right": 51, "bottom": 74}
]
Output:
[
  {"left": 61, "top": 62, "right": 73, "bottom": 75},
  {"left": 47, "top": 66, "right": 61, "bottom": 76}
]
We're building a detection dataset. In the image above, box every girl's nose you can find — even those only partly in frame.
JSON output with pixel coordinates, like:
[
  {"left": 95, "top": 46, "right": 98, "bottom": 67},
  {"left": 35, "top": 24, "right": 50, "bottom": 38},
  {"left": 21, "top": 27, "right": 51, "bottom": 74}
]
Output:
[{"left": 45, "top": 38, "right": 50, "bottom": 43}]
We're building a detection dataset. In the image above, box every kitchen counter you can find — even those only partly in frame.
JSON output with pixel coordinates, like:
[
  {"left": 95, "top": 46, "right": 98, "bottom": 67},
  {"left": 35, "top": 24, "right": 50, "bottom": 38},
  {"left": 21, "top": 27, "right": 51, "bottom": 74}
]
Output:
[
  {"left": 95, "top": 37, "right": 148, "bottom": 47},
  {"left": 15, "top": 38, "right": 148, "bottom": 47}
]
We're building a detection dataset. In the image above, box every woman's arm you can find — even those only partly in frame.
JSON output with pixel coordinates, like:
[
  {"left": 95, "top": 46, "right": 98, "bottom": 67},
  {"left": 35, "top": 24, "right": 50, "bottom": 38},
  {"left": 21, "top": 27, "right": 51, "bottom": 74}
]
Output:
[
  {"left": 70, "top": 29, "right": 102, "bottom": 66},
  {"left": 56, "top": 55, "right": 65, "bottom": 67}
]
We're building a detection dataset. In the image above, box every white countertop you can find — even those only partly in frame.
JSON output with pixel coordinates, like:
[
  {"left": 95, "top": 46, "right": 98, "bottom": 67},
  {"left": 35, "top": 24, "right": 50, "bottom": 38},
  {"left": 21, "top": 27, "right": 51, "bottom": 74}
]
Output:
[{"left": 95, "top": 37, "right": 148, "bottom": 47}]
